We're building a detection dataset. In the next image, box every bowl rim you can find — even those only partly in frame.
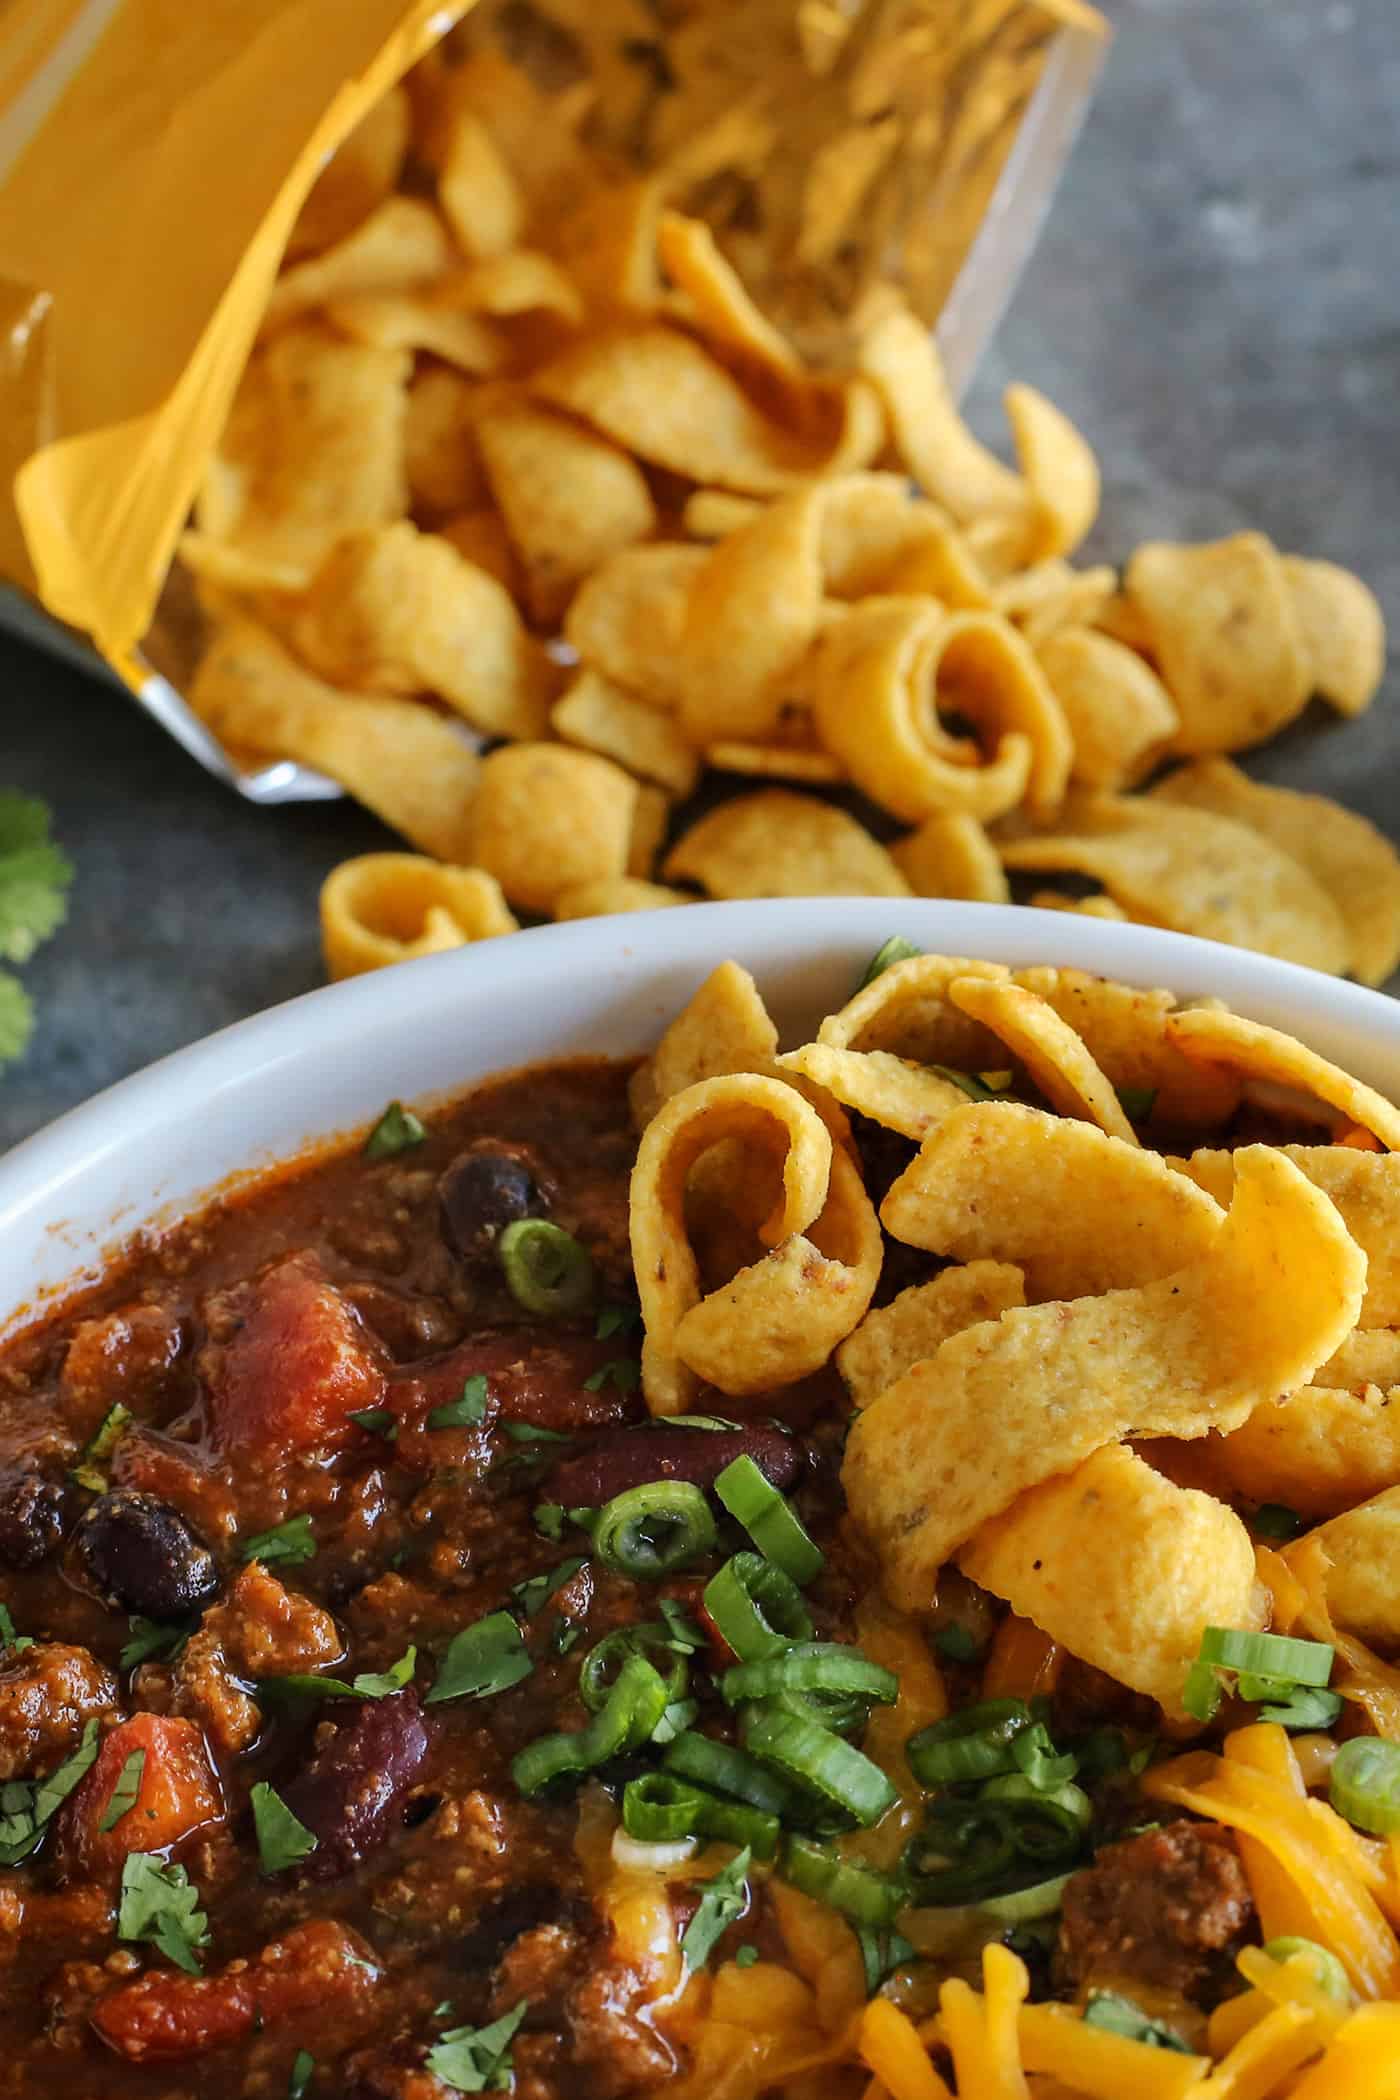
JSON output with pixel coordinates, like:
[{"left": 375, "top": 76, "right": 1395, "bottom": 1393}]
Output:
[{"left": 3, "top": 898, "right": 1399, "bottom": 1323}]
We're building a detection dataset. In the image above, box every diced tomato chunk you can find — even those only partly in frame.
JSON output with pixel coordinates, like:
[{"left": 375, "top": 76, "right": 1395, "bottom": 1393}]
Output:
[
  {"left": 210, "top": 1256, "right": 387, "bottom": 1456},
  {"left": 92, "top": 1919, "right": 380, "bottom": 2064},
  {"left": 61, "top": 1712, "right": 223, "bottom": 1875}
]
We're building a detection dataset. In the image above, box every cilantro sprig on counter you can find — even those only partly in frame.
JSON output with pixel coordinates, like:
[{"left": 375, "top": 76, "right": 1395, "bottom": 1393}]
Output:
[{"left": 0, "top": 792, "right": 73, "bottom": 1072}]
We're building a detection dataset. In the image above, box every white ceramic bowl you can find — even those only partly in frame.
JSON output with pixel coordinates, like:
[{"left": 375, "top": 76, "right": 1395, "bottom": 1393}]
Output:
[{"left": 5, "top": 899, "right": 1400, "bottom": 1331}]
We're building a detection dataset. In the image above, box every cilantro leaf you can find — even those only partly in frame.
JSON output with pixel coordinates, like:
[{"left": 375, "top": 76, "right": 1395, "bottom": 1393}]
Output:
[
  {"left": 117, "top": 1852, "right": 209, "bottom": 1973},
  {"left": 250, "top": 1782, "right": 319, "bottom": 1875},
  {"left": 0, "top": 1719, "right": 100, "bottom": 1866},
  {"left": 262, "top": 1646, "right": 417, "bottom": 1703},
  {"left": 502, "top": 1422, "right": 571, "bottom": 1445},
  {"left": 428, "top": 1375, "right": 490, "bottom": 1431},
  {"left": 509, "top": 1557, "right": 587, "bottom": 1620},
  {"left": 348, "top": 1407, "right": 397, "bottom": 1440},
  {"left": 0, "top": 970, "right": 33, "bottom": 1068},
  {"left": 0, "top": 794, "right": 72, "bottom": 966},
  {"left": 426, "top": 2000, "right": 528, "bottom": 2093},
  {"left": 0, "top": 1602, "right": 32, "bottom": 1654},
  {"left": 681, "top": 1847, "right": 752, "bottom": 1972},
  {"left": 364, "top": 1102, "right": 426, "bottom": 1158},
  {"left": 120, "top": 1616, "right": 189, "bottom": 1669},
  {"left": 240, "top": 1515, "right": 316, "bottom": 1567},
  {"left": 98, "top": 1748, "right": 147, "bottom": 1832},
  {"left": 595, "top": 1303, "right": 640, "bottom": 1341},
  {"left": 533, "top": 1502, "right": 566, "bottom": 1542},
  {"left": 582, "top": 1359, "right": 641, "bottom": 1396},
  {"left": 855, "top": 1924, "right": 914, "bottom": 1996},
  {"left": 1084, "top": 1991, "right": 1191, "bottom": 2052},
  {"left": 427, "top": 1612, "right": 533, "bottom": 1705},
  {"left": 288, "top": 2051, "right": 315, "bottom": 2100}
]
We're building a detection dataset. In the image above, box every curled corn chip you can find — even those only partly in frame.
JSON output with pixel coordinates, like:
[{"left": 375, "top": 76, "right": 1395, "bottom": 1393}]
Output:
[
  {"left": 553, "top": 669, "right": 700, "bottom": 799},
  {"left": 474, "top": 395, "right": 657, "bottom": 626},
  {"left": 999, "top": 791, "right": 1351, "bottom": 974},
  {"left": 809, "top": 598, "right": 1068, "bottom": 823},
  {"left": 674, "top": 1146, "right": 882, "bottom": 1396},
  {"left": 1124, "top": 533, "right": 1310, "bottom": 754},
  {"left": 468, "top": 743, "right": 639, "bottom": 915},
  {"left": 190, "top": 622, "right": 478, "bottom": 862},
  {"left": 627, "top": 785, "right": 672, "bottom": 880},
  {"left": 1282, "top": 555, "right": 1386, "bottom": 718},
  {"left": 844, "top": 1147, "right": 1365, "bottom": 1605},
  {"left": 553, "top": 878, "right": 689, "bottom": 920},
  {"left": 1183, "top": 1145, "right": 1400, "bottom": 1326},
  {"left": 1166, "top": 1008, "right": 1400, "bottom": 1151},
  {"left": 1288, "top": 1490, "right": 1400, "bottom": 1648},
  {"left": 320, "top": 854, "right": 516, "bottom": 980},
  {"left": 856, "top": 306, "right": 1026, "bottom": 528},
  {"left": 1029, "top": 891, "right": 1129, "bottom": 921},
  {"left": 705, "top": 739, "right": 843, "bottom": 785},
  {"left": 265, "top": 198, "right": 455, "bottom": 334},
  {"left": 778, "top": 1044, "right": 970, "bottom": 1141},
  {"left": 632, "top": 961, "right": 779, "bottom": 1131},
  {"left": 1002, "top": 384, "right": 1101, "bottom": 561},
  {"left": 403, "top": 368, "right": 488, "bottom": 517},
  {"left": 945, "top": 976, "right": 1138, "bottom": 1142},
  {"left": 1152, "top": 757, "right": 1400, "bottom": 988},
  {"left": 817, "top": 952, "right": 1010, "bottom": 1068},
  {"left": 439, "top": 250, "right": 585, "bottom": 325},
  {"left": 533, "top": 324, "right": 883, "bottom": 494},
  {"left": 1036, "top": 627, "right": 1179, "bottom": 789},
  {"left": 996, "top": 560, "right": 1117, "bottom": 647},
  {"left": 664, "top": 790, "right": 909, "bottom": 900},
  {"left": 564, "top": 544, "right": 709, "bottom": 711},
  {"left": 176, "top": 533, "right": 308, "bottom": 596},
  {"left": 682, "top": 490, "right": 765, "bottom": 540},
  {"left": 291, "top": 523, "right": 556, "bottom": 742},
  {"left": 891, "top": 812, "right": 1009, "bottom": 903},
  {"left": 197, "top": 325, "right": 409, "bottom": 580},
  {"left": 630, "top": 1072, "right": 836, "bottom": 1414},
  {"left": 961, "top": 1443, "right": 1264, "bottom": 1723},
  {"left": 324, "top": 292, "right": 504, "bottom": 374},
  {"left": 836, "top": 1262, "right": 1026, "bottom": 1409},
  {"left": 658, "top": 211, "right": 804, "bottom": 382},
  {"left": 881, "top": 1103, "right": 1222, "bottom": 1301},
  {"left": 438, "top": 111, "right": 525, "bottom": 260},
  {"left": 1009, "top": 966, "right": 1242, "bottom": 1129},
  {"left": 1209, "top": 1380, "right": 1400, "bottom": 1522},
  {"left": 439, "top": 510, "right": 521, "bottom": 595}
]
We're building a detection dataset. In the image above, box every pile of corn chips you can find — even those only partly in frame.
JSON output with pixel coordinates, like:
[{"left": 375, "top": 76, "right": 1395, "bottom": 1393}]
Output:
[
  {"left": 629, "top": 947, "right": 1400, "bottom": 1729},
  {"left": 177, "top": 22, "right": 1395, "bottom": 989}
]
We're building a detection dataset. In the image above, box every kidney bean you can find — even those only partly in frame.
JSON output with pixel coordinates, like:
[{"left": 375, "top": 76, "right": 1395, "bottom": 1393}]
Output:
[
  {"left": 74, "top": 1490, "right": 219, "bottom": 1619},
  {"left": 549, "top": 1422, "right": 801, "bottom": 1509},
  {"left": 281, "top": 1690, "right": 431, "bottom": 1881},
  {"left": 0, "top": 1466, "right": 72, "bottom": 1569},
  {"left": 439, "top": 1141, "right": 550, "bottom": 1264}
]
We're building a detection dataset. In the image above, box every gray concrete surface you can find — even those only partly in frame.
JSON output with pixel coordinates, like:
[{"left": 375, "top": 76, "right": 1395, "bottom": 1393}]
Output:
[{"left": 0, "top": 0, "right": 1396, "bottom": 1149}]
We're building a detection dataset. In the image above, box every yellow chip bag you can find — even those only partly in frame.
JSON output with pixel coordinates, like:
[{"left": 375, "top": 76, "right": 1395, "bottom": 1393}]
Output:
[
  {"left": 881, "top": 1103, "right": 1222, "bottom": 1300},
  {"left": 836, "top": 1262, "right": 1027, "bottom": 1409},
  {"left": 291, "top": 522, "right": 556, "bottom": 741},
  {"left": 468, "top": 742, "right": 639, "bottom": 914},
  {"left": 1123, "top": 533, "right": 1310, "bottom": 753},
  {"left": 190, "top": 621, "right": 479, "bottom": 862},
  {"left": 320, "top": 853, "right": 517, "bottom": 980},
  {"left": 474, "top": 395, "right": 657, "bottom": 626},
  {"left": 844, "top": 1146, "right": 1364, "bottom": 1604},
  {"left": 961, "top": 1444, "right": 1264, "bottom": 1723},
  {"left": 664, "top": 790, "right": 910, "bottom": 900},
  {"left": 998, "top": 791, "right": 1350, "bottom": 974},
  {"left": 1152, "top": 757, "right": 1400, "bottom": 988}
]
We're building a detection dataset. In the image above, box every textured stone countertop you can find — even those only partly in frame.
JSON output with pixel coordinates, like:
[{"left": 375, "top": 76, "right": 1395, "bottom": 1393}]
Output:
[{"left": 0, "top": 0, "right": 1396, "bottom": 1151}]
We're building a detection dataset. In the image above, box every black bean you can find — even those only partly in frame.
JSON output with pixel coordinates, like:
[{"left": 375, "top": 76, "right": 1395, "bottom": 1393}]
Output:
[
  {"left": 439, "top": 1142, "right": 549, "bottom": 1264},
  {"left": 74, "top": 1490, "right": 219, "bottom": 1618},
  {"left": 282, "top": 1690, "right": 431, "bottom": 1881},
  {"left": 550, "top": 1422, "right": 801, "bottom": 1509},
  {"left": 0, "top": 1466, "right": 72, "bottom": 1569}
]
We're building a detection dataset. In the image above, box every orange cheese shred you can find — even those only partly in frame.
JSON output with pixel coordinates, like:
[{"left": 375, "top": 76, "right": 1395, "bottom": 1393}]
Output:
[
  {"left": 859, "top": 1998, "right": 954, "bottom": 2100},
  {"left": 1184, "top": 2000, "right": 1320, "bottom": 2097},
  {"left": 1288, "top": 2000, "right": 1400, "bottom": 2097},
  {"left": 1017, "top": 2003, "right": 1209, "bottom": 2098},
  {"left": 981, "top": 1615, "right": 1065, "bottom": 1702}
]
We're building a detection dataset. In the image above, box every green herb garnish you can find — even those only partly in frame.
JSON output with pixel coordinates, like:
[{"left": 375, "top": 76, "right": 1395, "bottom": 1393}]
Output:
[
  {"left": 596, "top": 1303, "right": 640, "bottom": 1341},
  {"left": 0, "top": 1602, "right": 32, "bottom": 1654},
  {"left": 509, "top": 1558, "right": 587, "bottom": 1621},
  {"left": 857, "top": 935, "right": 921, "bottom": 990},
  {"left": 263, "top": 1647, "right": 417, "bottom": 1703},
  {"left": 1115, "top": 1084, "right": 1158, "bottom": 1122},
  {"left": 98, "top": 1748, "right": 147, "bottom": 1832},
  {"left": 734, "top": 1943, "right": 759, "bottom": 1969},
  {"left": 428, "top": 1375, "right": 490, "bottom": 1431},
  {"left": 364, "top": 1101, "right": 426, "bottom": 1158},
  {"left": 117, "top": 1853, "right": 210, "bottom": 1973},
  {"left": 1084, "top": 1991, "right": 1191, "bottom": 2052},
  {"left": 348, "top": 1407, "right": 397, "bottom": 1440},
  {"left": 427, "top": 1612, "right": 534, "bottom": 1705},
  {"left": 583, "top": 1359, "right": 642, "bottom": 1395},
  {"left": 681, "top": 1847, "right": 752, "bottom": 1972},
  {"left": 1252, "top": 1503, "right": 1305, "bottom": 1541},
  {"left": 240, "top": 1515, "right": 316, "bottom": 1567},
  {"left": 0, "top": 1719, "right": 100, "bottom": 1866},
  {"left": 288, "top": 2051, "right": 315, "bottom": 2100},
  {"left": 71, "top": 1399, "right": 132, "bottom": 1492},
  {"left": 250, "top": 1782, "right": 319, "bottom": 1875},
  {"left": 425, "top": 2001, "right": 527, "bottom": 2093},
  {"left": 533, "top": 1502, "right": 566, "bottom": 1541},
  {"left": 120, "top": 1616, "right": 189, "bottom": 1669},
  {"left": 502, "top": 1422, "right": 572, "bottom": 1445}
]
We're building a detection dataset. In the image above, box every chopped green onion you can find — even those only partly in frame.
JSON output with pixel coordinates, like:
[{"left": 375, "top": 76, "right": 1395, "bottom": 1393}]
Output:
[
  {"left": 497, "top": 1219, "right": 594, "bottom": 1317},
  {"left": 764, "top": 1683, "right": 871, "bottom": 1740},
  {"left": 1197, "top": 1628, "right": 1334, "bottom": 1685},
  {"left": 734, "top": 1943, "right": 759, "bottom": 1969},
  {"left": 622, "top": 1774, "right": 780, "bottom": 1859},
  {"left": 501, "top": 1422, "right": 572, "bottom": 1445},
  {"left": 596, "top": 1302, "right": 640, "bottom": 1340},
  {"left": 511, "top": 1653, "right": 669, "bottom": 1795},
  {"left": 858, "top": 936, "right": 921, "bottom": 990},
  {"left": 856, "top": 1924, "right": 915, "bottom": 1996},
  {"left": 1262, "top": 1938, "right": 1352, "bottom": 2004},
  {"left": 240, "top": 1514, "right": 316, "bottom": 1568},
  {"left": 0, "top": 1602, "right": 31, "bottom": 1654},
  {"left": 1182, "top": 1656, "right": 1223, "bottom": 1724},
  {"left": 427, "top": 1612, "right": 533, "bottom": 1705},
  {"left": 657, "top": 1598, "right": 706, "bottom": 1651},
  {"left": 428, "top": 1375, "right": 490, "bottom": 1431},
  {"left": 663, "top": 1732, "right": 803, "bottom": 1820},
  {"left": 1083, "top": 1992, "right": 1192, "bottom": 2052},
  {"left": 703, "top": 1553, "right": 812, "bottom": 1662},
  {"left": 978, "top": 1872, "right": 1074, "bottom": 1923},
  {"left": 652, "top": 1697, "right": 699, "bottom": 1746},
  {"left": 593, "top": 1481, "right": 717, "bottom": 1579},
  {"left": 1252, "top": 1503, "right": 1305, "bottom": 1541},
  {"left": 580, "top": 1627, "right": 689, "bottom": 1713},
  {"left": 906, "top": 1699, "right": 1032, "bottom": 1788},
  {"left": 364, "top": 1101, "right": 425, "bottom": 1158},
  {"left": 663, "top": 1414, "right": 743, "bottom": 1431},
  {"left": 72, "top": 1399, "right": 132, "bottom": 1492},
  {"left": 930, "top": 1066, "right": 1004, "bottom": 1103},
  {"left": 933, "top": 1624, "right": 982, "bottom": 1664},
  {"left": 251, "top": 1783, "right": 318, "bottom": 1875},
  {"left": 681, "top": 1848, "right": 752, "bottom": 1971},
  {"left": 979, "top": 1774, "right": 1092, "bottom": 1850},
  {"left": 534, "top": 1503, "right": 566, "bottom": 1541},
  {"left": 288, "top": 2050, "right": 315, "bottom": 2100},
  {"left": 741, "top": 1704, "right": 897, "bottom": 1828},
  {"left": 781, "top": 1837, "right": 905, "bottom": 1926},
  {"left": 1330, "top": 1737, "right": 1400, "bottom": 1837},
  {"left": 720, "top": 1642, "right": 897, "bottom": 1711},
  {"left": 1010, "top": 1722, "right": 1079, "bottom": 1792},
  {"left": 904, "top": 1801, "right": 1018, "bottom": 1905},
  {"left": 713, "top": 1455, "right": 824, "bottom": 1586},
  {"left": 1255, "top": 1686, "right": 1343, "bottom": 1731}
]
